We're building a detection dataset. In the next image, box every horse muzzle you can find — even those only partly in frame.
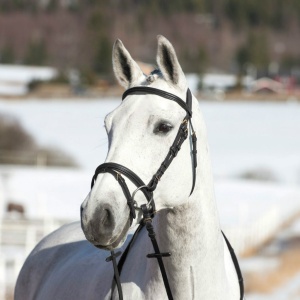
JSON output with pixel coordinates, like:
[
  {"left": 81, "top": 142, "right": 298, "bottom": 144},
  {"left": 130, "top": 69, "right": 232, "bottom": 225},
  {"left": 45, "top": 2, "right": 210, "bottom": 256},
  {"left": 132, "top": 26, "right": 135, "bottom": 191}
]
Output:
[{"left": 81, "top": 202, "right": 131, "bottom": 250}]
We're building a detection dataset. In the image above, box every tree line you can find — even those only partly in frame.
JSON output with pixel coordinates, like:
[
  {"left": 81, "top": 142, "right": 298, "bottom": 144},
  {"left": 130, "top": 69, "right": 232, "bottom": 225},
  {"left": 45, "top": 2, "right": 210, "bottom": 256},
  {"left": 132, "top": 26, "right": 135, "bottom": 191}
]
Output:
[
  {"left": 0, "top": 0, "right": 299, "bottom": 82},
  {"left": 0, "top": 113, "right": 77, "bottom": 166},
  {"left": 1, "top": 0, "right": 299, "bottom": 30}
]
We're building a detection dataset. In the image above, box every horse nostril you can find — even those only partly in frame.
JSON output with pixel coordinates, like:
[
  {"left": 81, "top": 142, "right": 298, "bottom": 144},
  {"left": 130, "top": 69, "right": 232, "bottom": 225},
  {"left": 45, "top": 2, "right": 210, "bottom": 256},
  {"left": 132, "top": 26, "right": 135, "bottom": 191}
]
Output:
[
  {"left": 88, "top": 206, "right": 115, "bottom": 241},
  {"left": 99, "top": 208, "right": 113, "bottom": 227},
  {"left": 101, "top": 209, "right": 110, "bottom": 225}
]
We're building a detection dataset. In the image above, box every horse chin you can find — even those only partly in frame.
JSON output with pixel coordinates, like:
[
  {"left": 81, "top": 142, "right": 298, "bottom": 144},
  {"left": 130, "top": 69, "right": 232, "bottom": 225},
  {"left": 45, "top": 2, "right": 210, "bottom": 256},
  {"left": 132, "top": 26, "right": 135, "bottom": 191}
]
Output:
[{"left": 94, "top": 216, "right": 131, "bottom": 251}]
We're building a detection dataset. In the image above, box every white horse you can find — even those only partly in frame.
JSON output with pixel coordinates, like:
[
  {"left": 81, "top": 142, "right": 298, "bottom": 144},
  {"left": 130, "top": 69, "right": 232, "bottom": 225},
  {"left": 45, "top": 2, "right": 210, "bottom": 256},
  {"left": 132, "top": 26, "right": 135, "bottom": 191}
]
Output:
[{"left": 15, "top": 36, "right": 242, "bottom": 299}]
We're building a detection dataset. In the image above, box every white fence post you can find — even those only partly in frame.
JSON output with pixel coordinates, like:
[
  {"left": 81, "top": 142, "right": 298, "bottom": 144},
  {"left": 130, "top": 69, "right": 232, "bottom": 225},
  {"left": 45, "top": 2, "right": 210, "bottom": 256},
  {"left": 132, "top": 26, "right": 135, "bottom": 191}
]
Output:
[
  {"left": 0, "top": 254, "right": 6, "bottom": 300},
  {"left": 14, "top": 255, "right": 24, "bottom": 287}
]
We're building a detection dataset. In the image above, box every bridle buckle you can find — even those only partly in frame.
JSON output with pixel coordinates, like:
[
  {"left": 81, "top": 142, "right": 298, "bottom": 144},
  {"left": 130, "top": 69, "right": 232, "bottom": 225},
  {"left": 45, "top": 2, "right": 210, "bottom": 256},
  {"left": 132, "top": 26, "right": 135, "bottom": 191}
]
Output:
[{"left": 132, "top": 185, "right": 154, "bottom": 210}]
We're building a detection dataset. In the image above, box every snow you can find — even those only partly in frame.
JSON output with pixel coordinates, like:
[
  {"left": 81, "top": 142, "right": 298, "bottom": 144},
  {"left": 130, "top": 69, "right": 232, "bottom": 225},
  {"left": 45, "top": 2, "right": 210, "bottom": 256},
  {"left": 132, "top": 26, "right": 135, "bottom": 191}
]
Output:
[
  {"left": 0, "top": 83, "right": 28, "bottom": 96},
  {"left": 202, "top": 100, "right": 300, "bottom": 185},
  {"left": 216, "top": 179, "right": 300, "bottom": 228},
  {"left": 0, "top": 165, "right": 90, "bottom": 220}
]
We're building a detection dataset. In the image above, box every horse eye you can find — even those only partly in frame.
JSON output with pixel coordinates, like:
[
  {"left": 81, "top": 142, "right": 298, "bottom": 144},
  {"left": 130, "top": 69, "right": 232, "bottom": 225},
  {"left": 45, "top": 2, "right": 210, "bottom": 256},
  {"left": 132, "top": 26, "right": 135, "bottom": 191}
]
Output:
[{"left": 154, "top": 122, "right": 173, "bottom": 134}]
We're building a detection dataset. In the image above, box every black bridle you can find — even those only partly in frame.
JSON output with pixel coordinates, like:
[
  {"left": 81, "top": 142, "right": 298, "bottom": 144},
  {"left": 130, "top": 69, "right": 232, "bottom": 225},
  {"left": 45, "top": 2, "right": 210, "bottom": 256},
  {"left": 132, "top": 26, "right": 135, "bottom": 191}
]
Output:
[
  {"left": 91, "top": 87, "right": 197, "bottom": 225},
  {"left": 90, "top": 86, "right": 243, "bottom": 300}
]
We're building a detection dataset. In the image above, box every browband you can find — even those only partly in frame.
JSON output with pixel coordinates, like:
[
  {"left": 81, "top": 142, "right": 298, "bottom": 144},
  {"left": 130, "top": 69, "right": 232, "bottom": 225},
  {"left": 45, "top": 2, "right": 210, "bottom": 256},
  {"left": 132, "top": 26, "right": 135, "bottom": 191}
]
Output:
[{"left": 122, "top": 87, "right": 192, "bottom": 117}]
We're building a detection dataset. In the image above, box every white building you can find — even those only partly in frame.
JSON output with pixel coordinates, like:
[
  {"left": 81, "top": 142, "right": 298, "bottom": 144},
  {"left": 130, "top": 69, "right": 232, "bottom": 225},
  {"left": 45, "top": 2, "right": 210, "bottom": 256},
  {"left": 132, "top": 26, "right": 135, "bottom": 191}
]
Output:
[
  {"left": 186, "top": 73, "right": 254, "bottom": 95},
  {"left": 0, "top": 64, "right": 58, "bottom": 96}
]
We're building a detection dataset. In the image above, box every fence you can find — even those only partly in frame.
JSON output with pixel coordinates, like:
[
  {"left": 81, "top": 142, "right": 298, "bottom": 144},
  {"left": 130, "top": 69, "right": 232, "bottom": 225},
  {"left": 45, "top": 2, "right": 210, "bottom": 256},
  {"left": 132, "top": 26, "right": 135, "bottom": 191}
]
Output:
[
  {"left": 224, "top": 206, "right": 300, "bottom": 257},
  {"left": 0, "top": 150, "right": 76, "bottom": 167},
  {"left": 0, "top": 217, "right": 69, "bottom": 300}
]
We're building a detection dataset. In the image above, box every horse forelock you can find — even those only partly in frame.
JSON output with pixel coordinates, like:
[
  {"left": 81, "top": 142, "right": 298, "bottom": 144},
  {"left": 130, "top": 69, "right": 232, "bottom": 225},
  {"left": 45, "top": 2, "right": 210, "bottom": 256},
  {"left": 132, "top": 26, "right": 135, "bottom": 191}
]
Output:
[
  {"left": 150, "top": 69, "right": 162, "bottom": 76},
  {"left": 145, "top": 69, "right": 162, "bottom": 84}
]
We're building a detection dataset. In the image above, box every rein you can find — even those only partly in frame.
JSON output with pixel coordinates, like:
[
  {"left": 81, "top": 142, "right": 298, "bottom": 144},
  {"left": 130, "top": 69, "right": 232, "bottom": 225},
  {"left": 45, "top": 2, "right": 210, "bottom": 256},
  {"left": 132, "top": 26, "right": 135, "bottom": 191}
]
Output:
[{"left": 91, "top": 86, "right": 244, "bottom": 300}]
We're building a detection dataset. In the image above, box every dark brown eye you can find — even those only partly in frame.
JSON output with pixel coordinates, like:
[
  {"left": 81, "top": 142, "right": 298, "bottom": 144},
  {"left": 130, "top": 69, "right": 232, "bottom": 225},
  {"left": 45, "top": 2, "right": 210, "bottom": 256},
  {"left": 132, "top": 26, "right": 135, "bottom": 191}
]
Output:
[{"left": 155, "top": 122, "right": 173, "bottom": 134}]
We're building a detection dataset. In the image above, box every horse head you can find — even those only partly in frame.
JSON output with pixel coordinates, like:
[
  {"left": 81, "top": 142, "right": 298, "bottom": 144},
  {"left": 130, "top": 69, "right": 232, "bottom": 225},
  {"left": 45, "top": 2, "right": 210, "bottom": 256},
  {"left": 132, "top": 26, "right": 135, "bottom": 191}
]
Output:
[{"left": 81, "top": 36, "right": 198, "bottom": 250}]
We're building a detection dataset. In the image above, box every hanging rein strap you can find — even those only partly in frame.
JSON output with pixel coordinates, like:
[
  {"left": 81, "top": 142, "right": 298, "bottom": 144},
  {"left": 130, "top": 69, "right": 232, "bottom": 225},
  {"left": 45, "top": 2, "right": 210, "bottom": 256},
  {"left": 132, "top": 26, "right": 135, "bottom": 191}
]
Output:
[
  {"left": 141, "top": 204, "right": 173, "bottom": 300},
  {"left": 222, "top": 232, "right": 244, "bottom": 300}
]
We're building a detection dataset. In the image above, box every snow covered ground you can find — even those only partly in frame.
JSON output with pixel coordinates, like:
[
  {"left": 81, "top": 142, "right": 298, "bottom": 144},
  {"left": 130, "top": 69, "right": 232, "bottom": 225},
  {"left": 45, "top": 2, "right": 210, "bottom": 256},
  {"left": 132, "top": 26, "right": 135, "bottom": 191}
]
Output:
[
  {"left": 0, "top": 97, "right": 300, "bottom": 298},
  {"left": 0, "top": 98, "right": 299, "bottom": 184},
  {"left": 0, "top": 166, "right": 90, "bottom": 220}
]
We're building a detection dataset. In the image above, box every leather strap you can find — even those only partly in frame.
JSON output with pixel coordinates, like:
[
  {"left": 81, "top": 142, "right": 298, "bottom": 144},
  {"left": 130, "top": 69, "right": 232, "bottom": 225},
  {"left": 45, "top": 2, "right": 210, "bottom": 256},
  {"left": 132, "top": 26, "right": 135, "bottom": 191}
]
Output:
[
  {"left": 91, "top": 162, "right": 154, "bottom": 221},
  {"left": 147, "top": 116, "right": 189, "bottom": 192},
  {"left": 222, "top": 231, "right": 244, "bottom": 300},
  {"left": 92, "top": 163, "right": 152, "bottom": 201},
  {"left": 110, "top": 228, "right": 244, "bottom": 300},
  {"left": 123, "top": 87, "right": 192, "bottom": 117},
  {"left": 110, "top": 224, "right": 144, "bottom": 300},
  {"left": 106, "top": 251, "right": 123, "bottom": 300},
  {"left": 141, "top": 204, "right": 173, "bottom": 300}
]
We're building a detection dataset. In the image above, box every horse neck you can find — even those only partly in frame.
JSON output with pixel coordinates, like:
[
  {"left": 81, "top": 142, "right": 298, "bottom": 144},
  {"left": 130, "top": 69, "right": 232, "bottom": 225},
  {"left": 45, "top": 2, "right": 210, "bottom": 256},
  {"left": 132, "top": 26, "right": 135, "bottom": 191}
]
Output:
[{"left": 152, "top": 107, "right": 229, "bottom": 298}]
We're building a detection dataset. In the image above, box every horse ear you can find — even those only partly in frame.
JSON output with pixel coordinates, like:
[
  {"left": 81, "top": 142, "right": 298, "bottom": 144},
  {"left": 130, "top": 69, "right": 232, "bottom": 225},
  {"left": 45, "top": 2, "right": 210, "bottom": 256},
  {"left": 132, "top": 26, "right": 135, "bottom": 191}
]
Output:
[
  {"left": 112, "top": 39, "right": 144, "bottom": 88},
  {"left": 156, "top": 35, "right": 187, "bottom": 90}
]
